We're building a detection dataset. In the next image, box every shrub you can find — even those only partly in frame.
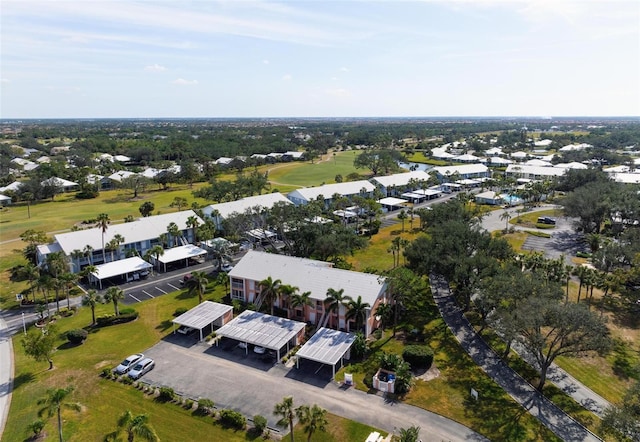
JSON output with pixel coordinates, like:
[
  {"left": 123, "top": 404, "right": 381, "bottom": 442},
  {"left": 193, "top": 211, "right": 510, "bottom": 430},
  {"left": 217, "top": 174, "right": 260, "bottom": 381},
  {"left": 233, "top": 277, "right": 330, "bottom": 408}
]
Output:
[
  {"left": 96, "top": 311, "right": 139, "bottom": 327},
  {"left": 158, "top": 387, "right": 176, "bottom": 402},
  {"left": 196, "top": 398, "right": 215, "bottom": 415},
  {"left": 174, "top": 307, "right": 188, "bottom": 317},
  {"left": 252, "top": 415, "right": 267, "bottom": 435},
  {"left": 119, "top": 307, "right": 137, "bottom": 315},
  {"left": 184, "top": 399, "right": 195, "bottom": 410},
  {"left": 101, "top": 367, "right": 113, "bottom": 378},
  {"left": 66, "top": 328, "right": 88, "bottom": 344},
  {"left": 120, "top": 376, "right": 134, "bottom": 385},
  {"left": 402, "top": 345, "right": 434, "bottom": 369},
  {"left": 27, "top": 419, "right": 46, "bottom": 437},
  {"left": 219, "top": 409, "right": 246, "bottom": 430}
]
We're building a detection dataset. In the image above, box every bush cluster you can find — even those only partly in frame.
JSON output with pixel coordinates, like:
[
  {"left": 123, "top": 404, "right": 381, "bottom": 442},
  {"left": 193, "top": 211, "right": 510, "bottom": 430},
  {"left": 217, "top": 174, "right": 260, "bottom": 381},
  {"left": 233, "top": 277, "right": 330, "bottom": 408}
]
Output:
[
  {"left": 66, "top": 328, "right": 88, "bottom": 344},
  {"left": 219, "top": 409, "right": 246, "bottom": 430},
  {"left": 196, "top": 398, "right": 215, "bottom": 415},
  {"left": 252, "top": 415, "right": 267, "bottom": 435},
  {"left": 402, "top": 345, "right": 434, "bottom": 369},
  {"left": 96, "top": 311, "right": 139, "bottom": 326},
  {"left": 174, "top": 307, "right": 188, "bottom": 316},
  {"left": 158, "top": 387, "right": 176, "bottom": 402}
]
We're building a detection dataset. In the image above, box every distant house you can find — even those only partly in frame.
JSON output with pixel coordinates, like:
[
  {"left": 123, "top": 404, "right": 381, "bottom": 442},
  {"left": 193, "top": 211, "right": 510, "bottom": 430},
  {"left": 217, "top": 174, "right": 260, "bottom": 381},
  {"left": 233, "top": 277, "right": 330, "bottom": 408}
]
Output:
[
  {"left": 475, "top": 191, "right": 504, "bottom": 206},
  {"left": 228, "top": 250, "right": 388, "bottom": 337},
  {"left": 108, "top": 170, "right": 138, "bottom": 183},
  {"left": 505, "top": 164, "right": 566, "bottom": 180},
  {"left": 0, "top": 181, "right": 23, "bottom": 193},
  {"left": 41, "top": 177, "right": 79, "bottom": 192},
  {"left": 287, "top": 180, "right": 376, "bottom": 206},
  {"left": 0, "top": 194, "right": 12, "bottom": 206}
]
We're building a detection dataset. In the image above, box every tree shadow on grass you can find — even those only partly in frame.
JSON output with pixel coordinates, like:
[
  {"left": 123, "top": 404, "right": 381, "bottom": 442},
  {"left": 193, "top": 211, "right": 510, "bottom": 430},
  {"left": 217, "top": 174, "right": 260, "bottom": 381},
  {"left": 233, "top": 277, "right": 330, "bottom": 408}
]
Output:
[
  {"left": 57, "top": 341, "right": 83, "bottom": 351},
  {"left": 156, "top": 319, "right": 173, "bottom": 332},
  {"left": 175, "top": 290, "right": 195, "bottom": 300},
  {"left": 12, "top": 371, "right": 36, "bottom": 390}
]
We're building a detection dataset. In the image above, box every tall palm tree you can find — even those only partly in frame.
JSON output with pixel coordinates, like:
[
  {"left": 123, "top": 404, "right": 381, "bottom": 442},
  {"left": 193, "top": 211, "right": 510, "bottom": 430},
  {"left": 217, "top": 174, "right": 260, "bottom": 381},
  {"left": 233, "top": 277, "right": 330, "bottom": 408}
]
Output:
[
  {"left": 59, "top": 272, "right": 77, "bottom": 310},
  {"left": 145, "top": 245, "right": 164, "bottom": 273},
  {"left": 70, "top": 249, "right": 84, "bottom": 273},
  {"left": 96, "top": 213, "right": 111, "bottom": 263},
  {"left": 273, "top": 396, "right": 295, "bottom": 442},
  {"left": 166, "top": 222, "right": 180, "bottom": 247},
  {"left": 104, "top": 287, "right": 124, "bottom": 316},
  {"left": 81, "top": 264, "right": 97, "bottom": 286},
  {"left": 215, "top": 271, "right": 229, "bottom": 293},
  {"left": 83, "top": 244, "right": 94, "bottom": 265},
  {"left": 185, "top": 270, "right": 209, "bottom": 304},
  {"left": 112, "top": 234, "right": 126, "bottom": 260},
  {"left": 19, "top": 262, "right": 40, "bottom": 303},
  {"left": 374, "top": 302, "right": 392, "bottom": 331},
  {"left": 323, "top": 288, "right": 352, "bottom": 329},
  {"left": 37, "top": 386, "right": 81, "bottom": 442},
  {"left": 500, "top": 210, "right": 511, "bottom": 231},
  {"left": 186, "top": 215, "right": 200, "bottom": 243},
  {"left": 345, "top": 295, "right": 371, "bottom": 333},
  {"left": 295, "top": 404, "right": 328, "bottom": 442},
  {"left": 115, "top": 410, "right": 159, "bottom": 442},
  {"left": 258, "top": 276, "right": 282, "bottom": 315},
  {"left": 278, "top": 284, "right": 298, "bottom": 318},
  {"left": 82, "top": 289, "right": 102, "bottom": 325},
  {"left": 290, "top": 290, "right": 312, "bottom": 320},
  {"left": 46, "top": 251, "right": 68, "bottom": 313}
]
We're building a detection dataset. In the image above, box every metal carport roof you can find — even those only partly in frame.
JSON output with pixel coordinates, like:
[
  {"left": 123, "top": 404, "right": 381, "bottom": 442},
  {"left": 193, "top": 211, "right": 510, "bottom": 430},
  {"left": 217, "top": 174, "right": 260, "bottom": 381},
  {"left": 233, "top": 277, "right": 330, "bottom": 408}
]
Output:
[
  {"left": 215, "top": 310, "right": 305, "bottom": 359},
  {"left": 90, "top": 257, "right": 152, "bottom": 289},
  {"left": 172, "top": 301, "right": 233, "bottom": 341},
  {"left": 295, "top": 327, "right": 355, "bottom": 378},
  {"left": 157, "top": 244, "right": 207, "bottom": 264}
]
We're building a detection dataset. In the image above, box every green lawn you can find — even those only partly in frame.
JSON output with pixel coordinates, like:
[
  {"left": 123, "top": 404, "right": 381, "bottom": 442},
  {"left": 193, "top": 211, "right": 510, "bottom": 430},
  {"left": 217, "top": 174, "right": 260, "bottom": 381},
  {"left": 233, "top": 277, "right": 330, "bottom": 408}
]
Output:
[{"left": 292, "top": 413, "right": 387, "bottom": 442}]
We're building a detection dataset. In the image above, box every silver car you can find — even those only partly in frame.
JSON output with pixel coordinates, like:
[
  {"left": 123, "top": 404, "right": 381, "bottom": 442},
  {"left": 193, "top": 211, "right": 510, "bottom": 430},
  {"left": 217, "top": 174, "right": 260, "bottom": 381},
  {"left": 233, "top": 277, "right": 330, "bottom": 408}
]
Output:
[
  {"left": 128, "top": 357, "right": 155, "bottom": 379},
  {"left": 115, "top": 353, "right": 144, "bottom": 375}
]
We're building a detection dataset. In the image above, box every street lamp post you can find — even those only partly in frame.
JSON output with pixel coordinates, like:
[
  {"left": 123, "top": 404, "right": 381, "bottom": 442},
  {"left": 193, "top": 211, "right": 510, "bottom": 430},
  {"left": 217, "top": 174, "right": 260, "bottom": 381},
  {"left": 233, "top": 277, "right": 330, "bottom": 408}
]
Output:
[{"left": 22, "top": 312, "right": 26, "bottom": 335}]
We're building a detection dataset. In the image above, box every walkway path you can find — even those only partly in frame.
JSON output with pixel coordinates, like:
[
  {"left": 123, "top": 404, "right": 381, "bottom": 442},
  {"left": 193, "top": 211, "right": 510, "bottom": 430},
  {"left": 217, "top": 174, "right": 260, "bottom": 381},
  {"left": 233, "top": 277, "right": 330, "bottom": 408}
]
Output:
[
  {"left": 430, "top": 275, "right": 601, "bottom": 442},
  {"left": 0, "top": 318, "right": 14, "bottom": 439}
]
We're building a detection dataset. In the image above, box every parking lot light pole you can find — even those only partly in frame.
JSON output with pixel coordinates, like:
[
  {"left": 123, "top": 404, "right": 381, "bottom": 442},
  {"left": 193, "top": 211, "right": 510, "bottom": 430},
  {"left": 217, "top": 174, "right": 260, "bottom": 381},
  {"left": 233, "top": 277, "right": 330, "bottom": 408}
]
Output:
[{"left": 22, "top": 312, "right": 26, "bottom": 335}]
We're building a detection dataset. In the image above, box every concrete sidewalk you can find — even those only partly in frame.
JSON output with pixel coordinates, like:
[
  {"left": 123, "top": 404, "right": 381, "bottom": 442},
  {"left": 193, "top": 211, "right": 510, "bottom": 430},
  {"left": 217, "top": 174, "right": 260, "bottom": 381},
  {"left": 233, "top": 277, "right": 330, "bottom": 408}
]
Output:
[
  {"left": 430, "top": 275, "right": 602, "bottom": 442},
  {"left": 0, "top": 318, "right": 14, "bottom": 440}
]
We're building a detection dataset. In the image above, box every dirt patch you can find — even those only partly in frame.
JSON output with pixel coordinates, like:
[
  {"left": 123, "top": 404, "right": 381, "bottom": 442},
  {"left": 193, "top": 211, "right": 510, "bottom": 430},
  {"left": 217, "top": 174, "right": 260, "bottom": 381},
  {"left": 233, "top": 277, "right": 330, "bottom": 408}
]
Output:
[{"left": 414, "top": 364, "right": 440, "bottom": 381}]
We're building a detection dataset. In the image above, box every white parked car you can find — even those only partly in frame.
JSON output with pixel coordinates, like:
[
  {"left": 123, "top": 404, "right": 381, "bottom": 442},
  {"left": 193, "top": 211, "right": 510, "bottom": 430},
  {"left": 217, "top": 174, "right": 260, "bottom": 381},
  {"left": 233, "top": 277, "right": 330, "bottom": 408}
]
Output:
[
  {"left": 115, "top": 353, "right": 144, "bottom": 375},
  {"left": 177, "top": 325, "right": 195, "bottom": 335},
  {"left": 221, "top": 262, "right": 234, "bottom": 272},
  {"left": 128, "top": 357, "right": 155, "bottom": 379},
  {"left": 253, "top": 346, "right": 266, "bottom": 354}
]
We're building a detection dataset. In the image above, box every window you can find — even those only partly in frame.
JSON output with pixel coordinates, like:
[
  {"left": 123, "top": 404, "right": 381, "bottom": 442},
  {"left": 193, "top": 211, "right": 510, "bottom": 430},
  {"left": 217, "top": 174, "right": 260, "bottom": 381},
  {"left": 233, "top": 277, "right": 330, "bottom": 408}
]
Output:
[{"left": 316, "top": 300, "right": 323, "bottom": 310}]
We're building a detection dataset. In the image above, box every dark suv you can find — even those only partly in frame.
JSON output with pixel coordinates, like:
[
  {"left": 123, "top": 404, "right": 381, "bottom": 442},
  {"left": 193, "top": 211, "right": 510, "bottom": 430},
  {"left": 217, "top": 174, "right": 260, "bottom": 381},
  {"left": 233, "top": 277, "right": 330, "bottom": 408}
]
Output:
[{"left": 537, "top": 216, "right": 556, "bottom": 225}]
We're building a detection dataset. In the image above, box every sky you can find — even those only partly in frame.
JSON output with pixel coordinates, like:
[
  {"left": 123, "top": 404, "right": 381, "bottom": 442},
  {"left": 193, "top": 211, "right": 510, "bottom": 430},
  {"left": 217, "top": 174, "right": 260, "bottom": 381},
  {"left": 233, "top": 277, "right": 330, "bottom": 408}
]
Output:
[{"left": 1, "top": 0, "right": 639, "bottom": 119}]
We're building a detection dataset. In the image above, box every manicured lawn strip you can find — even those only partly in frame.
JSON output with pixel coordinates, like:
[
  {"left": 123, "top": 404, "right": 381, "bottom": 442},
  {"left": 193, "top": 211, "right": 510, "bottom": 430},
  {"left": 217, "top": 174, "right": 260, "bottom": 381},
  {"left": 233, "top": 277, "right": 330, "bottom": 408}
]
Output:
[
  {"left": 292, "top": 412, "right": 387, "bottom": 442},
  {"left": 266, "top": 150, "right": 364, "bottom": 188},
  {"left": 347, "top": 225, "right": 422, "bottom": 272},
  {"left": 405, "top": 152, "right": 448, "bottom": 166}
]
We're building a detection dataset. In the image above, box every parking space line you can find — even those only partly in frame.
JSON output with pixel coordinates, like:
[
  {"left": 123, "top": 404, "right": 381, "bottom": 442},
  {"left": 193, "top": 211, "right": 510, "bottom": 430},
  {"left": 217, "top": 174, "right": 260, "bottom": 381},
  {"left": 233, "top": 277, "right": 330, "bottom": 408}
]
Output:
[
  {"left": 129, "top": 294, "right": 142, "bottom": 303},
  {"left": 167, "top": 283, "right": 180, "bottom": 290},
  {"left": 155, "top": 287, "right": 167, "bottom": 294},
  {"left": 142, "top": 290, "right": 155, "bottom": 298}
]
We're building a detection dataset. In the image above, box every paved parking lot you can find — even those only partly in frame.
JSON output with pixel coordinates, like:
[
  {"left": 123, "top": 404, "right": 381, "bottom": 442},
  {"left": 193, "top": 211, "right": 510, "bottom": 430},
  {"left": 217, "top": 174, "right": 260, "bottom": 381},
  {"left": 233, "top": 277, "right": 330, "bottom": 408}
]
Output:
[{"left": 137, "top": 336, "right": 487, "bottom": 441}]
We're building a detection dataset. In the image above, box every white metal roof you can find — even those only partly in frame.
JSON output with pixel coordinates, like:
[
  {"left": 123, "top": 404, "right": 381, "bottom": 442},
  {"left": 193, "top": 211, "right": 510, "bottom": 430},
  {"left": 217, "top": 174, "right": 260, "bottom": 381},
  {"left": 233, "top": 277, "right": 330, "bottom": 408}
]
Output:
[
  {"left": 287, "top": 180, "right": 375, "bottom": 202},
  {"left": 228, "top": 251, "right": 386, "bottom": 306},
  {"left": 157, "top": 244, "right": 206, "bottom": 264},
  {"left": 108, "top": 170, "right": 137, "bottom": 182},
  {"left": 91, "top": 257, "right": 152, "bottom": 280},
  {"left": 370, "top": 171, "right": 431, "bottom": 189},
  {"left": 53, "top": 210, "right": 202, "bottom": 255},
  {"left": 215, "top": 310, "right": 306, "bottom": 350},
  {"left": 41, "top": 177, "right": 78, "bottom": 187},
  {"left": 378, "top": 197, "right": 408, "bottom": 206},
  {"left": 173, "top": 301, "right": 233, "bottom": 330},
  {"left": 296, "top": 327, "right": 356, "bottom": 366},
  {"left": 202, "top": 193, "right": 291, "bottom": 219},
  {"left": 505, "top": 164, "right": 566, "bottom": 177}
]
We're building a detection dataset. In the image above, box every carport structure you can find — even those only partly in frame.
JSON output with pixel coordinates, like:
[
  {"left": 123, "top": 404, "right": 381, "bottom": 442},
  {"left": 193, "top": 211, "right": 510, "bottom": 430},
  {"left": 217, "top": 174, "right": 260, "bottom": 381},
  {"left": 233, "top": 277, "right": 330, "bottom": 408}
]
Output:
[
  {"left": 90, "top": 257, "right": 153, "bottom": 289},
  {"left": 378, "top": 197, "right": 409, "bottom": 211},
  {"left": 215, "top": 310, "right": 306, "bottom": 360},
  {"left": 156, "top": 244, "right": 207, "bottom": 272},
  {"left": 295, "top": 328, "right": 356, "bottom": 379},
  {"left": 172, "top": 301, "right": 233, "bottom": 341}
]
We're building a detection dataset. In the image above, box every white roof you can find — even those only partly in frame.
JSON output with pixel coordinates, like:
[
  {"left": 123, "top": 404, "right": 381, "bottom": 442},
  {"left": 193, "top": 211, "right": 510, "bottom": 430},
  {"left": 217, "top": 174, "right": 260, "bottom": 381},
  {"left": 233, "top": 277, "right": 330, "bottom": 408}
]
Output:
[
  {"left": 476, "top": 191, "right": 502, "bottom": 200},
  {"left": 370, "top": 171, "right": 431, "bottom": 189},
  {"left": 37, "top": 242, "right": 63, "bottom": 255},
  {"left": 534, "top": 139, "right": 553, "bottom": 147},
  {"left": 53, "top": 210, "right": 202, "bottom": 255},
  {"left": 603, "top": 165, "right": 630, "bottom": 173},
  {"left": 85, "top": 174, "right": 105, "bottom": 184},
  {"left": 141, "top": 168, "right": 161, "bottom": 178},
  {"left": 412, "top": 189, "right": 441, "bottom": 196},
  {"left": 456, "top": 179, "right": 480, "bottom": 185},
  {"left": 0, "top": 181, "right": 23, "bottom": 193},
  {"left": 510, "top": 151, "right": 528, "bottom": 158},
  {"left": 0, "top": 194, "right": 11, "bottom": 201},
  {"left": 489, "top": 157, "right": 513, "bottom": 165},
  {"left": 560, "top": 143, "right": 591, "bottom": 152},
  {"left": 505, "top": 164, "right": 566, "bottom": 177},
  {"left": 172, "top": 301, "right": 233, "bottom": 330},
  {"left": 157, "top": 244, "right": 206, "bottom": 264},
  {"left": 91, "top": 257, "right": 152, "bottom": 280},
  {"left": 202, "top": 193, "right": 291, "bottom": 219},
  {"left": 114, "top": 155, "right": 131, "bottom": 162},
  {"left": 453, "top": 154, "right": 481, "bottom": 162},
  {"left": 554, "top": 162, "right": 588, "bottom": 170},
  {"left": 432, "top": 150, "right": 455, "bottom": 159},
  {"left": 485, "top": 147, "right": 503, "bottom": 155},
  {"left": 108, "top": 170, "right": 137, "bottom": 182},
  {"left": 296, "top": 328, "right": 356, "bottom": 366},
  {"left": 287, "top": 180, "right": 375, "bottom": 202},
  {"left": 228, "top": 250, "right": 386, "bottom": 306},
  {"left": 609, "top": 173, "right": 640, "bottom": 184},
  {"left": 525, "top": 159, "right": 553, "bottom": 167},
  {"left": 41, "top": 177, "right": 78, "bottom": 187},
  {"left": 432, "top": 164, "right": 488, "bottom": 177},
  {"left": 378, "top": 197, "right": 409, "bottom": 206},
  {"left": 216, "top": 310, "right": 306, "bottom": 350}
]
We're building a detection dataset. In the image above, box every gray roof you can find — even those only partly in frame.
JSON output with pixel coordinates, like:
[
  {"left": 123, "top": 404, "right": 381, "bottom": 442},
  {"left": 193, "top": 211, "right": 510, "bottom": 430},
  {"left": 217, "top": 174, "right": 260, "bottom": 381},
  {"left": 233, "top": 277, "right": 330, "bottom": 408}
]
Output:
[
  {"left": 202, "top": 193, "right": 291, "bottom": 219},
  {"left": 173, "top": 301, "right": 233, "bottom": 329},
  {"left": 90, "top": 257, "right": 152, "bottom": 280},
  {"left": 287, "top": 180, "right": 375, "bottom": 202},
  {"left": 53, "top": 210, "right": 202, "bottom": 255},
  {"left": 370, "top": 171, "right": 431, "bottom": 188},
  {"left": 228, "top": 251, "right": 386, "bottom": 306},
  {"left": 157, "top": 244, "right": 206, "bottom": 264},
  {"left": 296, "top": 327, "right": 355, "bottom": 366},
  {"left": 216, "top": 310, "right": 306, "bottom": 350}
]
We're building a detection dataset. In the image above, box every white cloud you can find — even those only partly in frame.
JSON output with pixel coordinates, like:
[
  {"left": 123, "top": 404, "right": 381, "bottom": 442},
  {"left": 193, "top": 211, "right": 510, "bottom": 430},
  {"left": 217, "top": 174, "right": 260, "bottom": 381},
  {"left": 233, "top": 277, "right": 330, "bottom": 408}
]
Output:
[
  {"left": 282, "top": 74, "right": 293, "bottom": 81},
  {"left": 339, "top": 67, "right": 350, "bottom": 72},
  {"left": 326, "top": 88, "right": 351, "bottom": 98},
  {"left": 171, "top": 78, "right": 198, "bottom": 85},
  {"left": 263, "top": 59, "right": 270, "bottom": 65},
  {"left": 145, "top": 64, "right": 167, "bottom": 72},
  {"left": 1, "top": 78, "right": 9, "bottom": 83}
]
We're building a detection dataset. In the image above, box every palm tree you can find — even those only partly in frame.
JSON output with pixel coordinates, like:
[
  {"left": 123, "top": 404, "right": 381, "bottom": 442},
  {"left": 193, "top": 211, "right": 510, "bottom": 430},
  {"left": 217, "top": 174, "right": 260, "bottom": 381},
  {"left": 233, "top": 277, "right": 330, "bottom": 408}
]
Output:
[
  {"left": 83, "top": 244, "right": 94, "bottom": 265},
  {"left": 70, "top": 249, "right": 84, "bottom": 273},
  {"left": 323, "top": 288, "right": 352, "bottom": 329},
  {"left": 19, "top": 262, "right": 40, "bottom": 303},
  {"left": 290, "top": 290, "right": 312, "bottom": 320},
  {"left": 166, "top": 222, "right": 180, "bottom": 247},
  {"left": 273, "top": 396, "right": 295, "bottom": 442},
  {"left": 115, "top": 410, "right": 159, "bottom": 442},
  {"left": 82, "top": 290, "right": 102, "bottom": 325},
  {"left": 397, "top": 209, "right": 408, "bottom": 232},
  {"left": 258, "top": 276, "right": 282, "bottom": 315},
  {"left": 37, "top": 386, "right": 81, "bottom": 442},
  {"left": 345, "top": 295, "right": 371, "bottom": 333},
  {"left": 59, "top": 272, "right": 77, "bottom": 310},
  {"left": 374, "top": 302, "right": 392, "bottom": 331},
  {"left": 500, "top": 210, "right": 511, "bottom": 231},
  {"left": 35, "top": 274, "right": 53, "bottom": 317},
  {"left": 96, "top": 213, "right": 111, "bottom": 263},
  {"left": 278, "top": 284, "right": 298, "bottom": 318},
  {"left": 112, "top": 233, "right": 126, "bottom": 261},
  {"left": 186, "top": 215, "right": 200, "bottom": 243},
  {"left": 185, "top": 270, "right": 209, "bottom": 304},
  {"left": 215, "top": 271, "right": 229, "bottom": 293},
  {"left": 104, "top": 287, "right": 124, "bottom": 316},
  {"left": 81, "top": 264, "right": 97, "bottom": 286},
  {"left": 295, "top": 404, "right": 328, "bottom": 442},
  {"left": 145, "top": 245, "right": 164, "bottom": 273},
  {"left": 46, "top": 251, "right": 68, "bottom": 313}
]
